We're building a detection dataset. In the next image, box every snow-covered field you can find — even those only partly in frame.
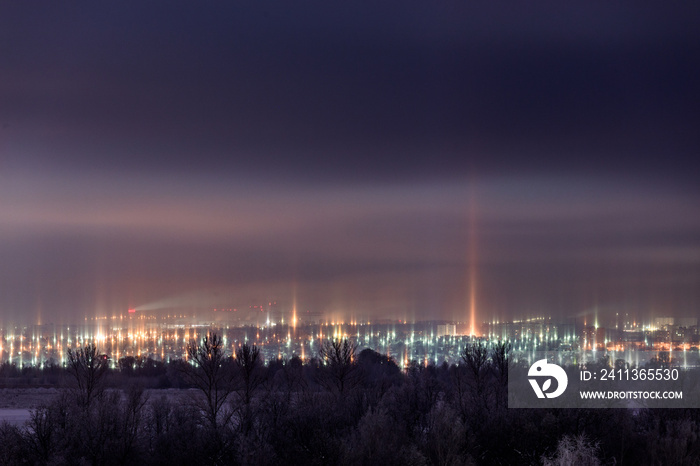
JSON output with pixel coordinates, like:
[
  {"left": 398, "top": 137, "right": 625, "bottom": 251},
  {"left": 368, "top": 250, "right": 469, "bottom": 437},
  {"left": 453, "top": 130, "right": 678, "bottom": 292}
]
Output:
[
  {"left": 0, "top": 409, "right": 32, "bottom": 425},
  {"left": 0, "top": 388, "right": 192, "bottom": 427},
  {"left": 0, "top": 388, "right": 61, "bottom": 426},
  {"left": 0, "top": 387, "right": 61, "bottom": 409}
]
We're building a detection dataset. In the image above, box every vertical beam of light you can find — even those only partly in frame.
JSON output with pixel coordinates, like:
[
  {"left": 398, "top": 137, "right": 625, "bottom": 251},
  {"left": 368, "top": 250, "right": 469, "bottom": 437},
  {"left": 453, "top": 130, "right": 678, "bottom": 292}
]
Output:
[
  {"left": 468, "top": 183, "right": 478, "bottom": 337},
  {"left": 292, "top": 283, "right": 298, "bottom": 330}
]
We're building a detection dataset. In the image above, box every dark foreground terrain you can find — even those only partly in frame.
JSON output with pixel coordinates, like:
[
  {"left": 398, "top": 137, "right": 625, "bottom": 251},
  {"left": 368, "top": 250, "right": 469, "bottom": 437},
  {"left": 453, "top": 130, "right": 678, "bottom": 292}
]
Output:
[{"left": 1, "top": 338, "right": 699, "bottom": 465}]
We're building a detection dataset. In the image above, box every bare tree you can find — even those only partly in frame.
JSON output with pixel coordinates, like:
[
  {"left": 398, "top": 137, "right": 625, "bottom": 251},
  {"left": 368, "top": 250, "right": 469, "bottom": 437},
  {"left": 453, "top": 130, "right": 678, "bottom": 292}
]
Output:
[
  {"left": 318, "top": 338, "right": 359, "bottom": 395},
  {"left": 66, "top": 342, "right": 108, "bottom": 407},
  {"left": 235, "top": 343, "right": 262, "bottom": 406},
  {"left": 491, "top": 341, "right": 510, "bottom": 380},
  {"left": 183, "top": 333, "right": 235, "bottom": 428},
  {"left": 234, "top": 343, "right": 262, "bottom": 435},
  {"left": 461, "top": 339, "right": 488, "bottom": 382},
  {"left": 114, "top": 385, "right": 149, "bottom": 464},
  {"left": 491, "top": 340, "right": 511, "bottom": 411},
  {"left": 457, "top": 339, "right": 490, "bottom": 417},
  {"left": 26, "top": 400, "right": 64, "bottom": 464},
  {"left": 541, "top": 434, "right": 601, "bottom": 466}
]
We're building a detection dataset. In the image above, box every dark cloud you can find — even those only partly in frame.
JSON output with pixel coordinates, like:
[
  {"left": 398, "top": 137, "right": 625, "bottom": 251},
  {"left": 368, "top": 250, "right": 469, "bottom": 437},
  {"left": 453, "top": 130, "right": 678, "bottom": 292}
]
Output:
[{"left": 2, "top": 2, "right": 699, "bottom": 181}]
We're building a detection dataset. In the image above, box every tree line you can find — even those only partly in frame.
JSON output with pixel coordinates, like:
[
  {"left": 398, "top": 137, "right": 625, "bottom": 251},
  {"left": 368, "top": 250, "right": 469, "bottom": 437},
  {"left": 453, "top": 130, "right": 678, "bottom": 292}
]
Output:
[{"left": 0, "top": 335, "right": 698, "bottom": 465}]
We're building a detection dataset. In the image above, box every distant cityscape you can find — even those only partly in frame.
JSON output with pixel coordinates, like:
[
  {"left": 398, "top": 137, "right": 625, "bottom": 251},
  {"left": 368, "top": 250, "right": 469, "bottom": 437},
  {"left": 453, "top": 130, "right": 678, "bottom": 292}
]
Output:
[{"left": 1, "top": 307, "right": 699, "bottom": 370}]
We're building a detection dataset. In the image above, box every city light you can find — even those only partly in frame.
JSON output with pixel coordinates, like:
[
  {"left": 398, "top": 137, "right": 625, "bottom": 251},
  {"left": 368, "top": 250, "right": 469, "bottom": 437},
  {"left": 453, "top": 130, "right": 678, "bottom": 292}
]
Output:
[{"left": 0, "top": 310, "right": 696, "bottom": 370}]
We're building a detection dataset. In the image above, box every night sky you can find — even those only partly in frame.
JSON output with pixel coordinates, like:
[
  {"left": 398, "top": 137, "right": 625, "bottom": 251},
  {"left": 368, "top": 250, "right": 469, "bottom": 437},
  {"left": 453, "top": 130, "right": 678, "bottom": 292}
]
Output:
[{"left": 1, "top": 2, "right": 699, "bottom": 325}]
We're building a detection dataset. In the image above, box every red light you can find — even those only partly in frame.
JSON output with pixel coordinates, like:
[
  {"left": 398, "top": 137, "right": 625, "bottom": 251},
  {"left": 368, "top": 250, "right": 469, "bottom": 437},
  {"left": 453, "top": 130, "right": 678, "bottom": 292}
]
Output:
[{"left": 128, "top": 309, "right": 136, "bottom": 314}]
